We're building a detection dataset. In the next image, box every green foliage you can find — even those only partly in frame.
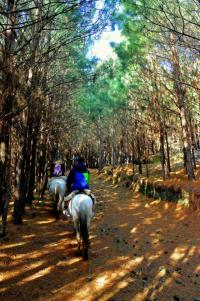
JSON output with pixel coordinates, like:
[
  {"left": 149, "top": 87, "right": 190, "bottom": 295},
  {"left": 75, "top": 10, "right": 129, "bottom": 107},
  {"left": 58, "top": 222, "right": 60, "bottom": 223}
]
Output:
[{"left": 75, "top": 60, "right": 128, "bottom": 122}]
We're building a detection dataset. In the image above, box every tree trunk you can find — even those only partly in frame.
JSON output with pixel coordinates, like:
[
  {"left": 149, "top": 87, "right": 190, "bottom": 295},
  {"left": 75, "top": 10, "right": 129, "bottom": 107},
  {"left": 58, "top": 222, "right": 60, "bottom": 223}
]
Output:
[
  {"left": 0, "top": 0, "right": 16, "bottom": 235},
  {"left": 98, "top": 137, "right": 103, "bottom": 171},
  {"left": 189, "top": 114, "right": 196, "bottom": 170},
  {"left": 144, "top": 134, "right": 149, "bottom": 177},
  {"left": 165, "top": 130, "right": 171, "bottom": 175},
  {"left": 131, "top": 139, "right": 135, "bottom": 174},
  {"left": 26, "top": 134, "right": 37, "bottom": 205},
  {"left": 136, "top": 135, "right": 142, "bottom": 174},
  {"left": 171, "top": 40, "right": 195, "bottom": 180},
  {"left": 13, "top": 128, "right": 28, "bottom": 225},
  {"left": 159, "top": 125, "right": 166, "bottom": 179},
  {"left": 111, "top": 124, "right": 115, "bottom": 166}
]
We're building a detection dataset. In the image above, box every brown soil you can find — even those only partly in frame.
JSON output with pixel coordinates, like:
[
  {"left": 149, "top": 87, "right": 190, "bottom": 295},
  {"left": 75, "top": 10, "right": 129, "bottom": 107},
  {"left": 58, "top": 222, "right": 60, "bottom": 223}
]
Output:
[{"left": 1, "top": 170, "right": 200, "bottom": 301}]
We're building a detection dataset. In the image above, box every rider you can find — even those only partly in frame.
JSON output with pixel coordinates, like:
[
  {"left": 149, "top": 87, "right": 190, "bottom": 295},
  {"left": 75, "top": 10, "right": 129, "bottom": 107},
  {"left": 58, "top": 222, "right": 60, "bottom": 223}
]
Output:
[
  {"left": 52, "top": 160, "right": 64, "bottom": 177},
  {"left": 63, "top": 156, "right": 96, "bottom": 216}
]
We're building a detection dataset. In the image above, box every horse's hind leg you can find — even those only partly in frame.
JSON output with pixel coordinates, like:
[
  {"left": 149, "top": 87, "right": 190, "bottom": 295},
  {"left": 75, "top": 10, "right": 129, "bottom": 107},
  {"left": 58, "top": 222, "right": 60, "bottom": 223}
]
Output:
[
  {"left": 74, "top": 220, "right": 81, "bottom": 255},
  {"left": 82, "top": 236, "right": 89, "bottom": 260},
  {"left": 53, "top": 197, "right": 59, "bottom": 219},
  {"left": 80, "top": 215, "right": 89, "bottom": 260},
  {"left": 57, "top": 195, "right": 64, "bottom": 212}
]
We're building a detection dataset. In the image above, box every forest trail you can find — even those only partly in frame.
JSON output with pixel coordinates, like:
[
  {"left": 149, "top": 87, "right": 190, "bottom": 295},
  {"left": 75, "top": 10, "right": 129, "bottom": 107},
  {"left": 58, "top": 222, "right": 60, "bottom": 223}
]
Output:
[{"left": 1, "top": 171, "right": 200, "bottom": 301}]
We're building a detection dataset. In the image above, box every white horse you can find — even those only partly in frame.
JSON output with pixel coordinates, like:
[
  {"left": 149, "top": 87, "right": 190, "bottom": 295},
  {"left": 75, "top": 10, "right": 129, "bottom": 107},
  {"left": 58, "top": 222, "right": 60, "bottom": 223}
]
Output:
[
  {"left": 63, "top": 193, "right": 94, "bottom": 260},
  {"left": 47, "top": 176, "right": 67, "bottom": 218}
]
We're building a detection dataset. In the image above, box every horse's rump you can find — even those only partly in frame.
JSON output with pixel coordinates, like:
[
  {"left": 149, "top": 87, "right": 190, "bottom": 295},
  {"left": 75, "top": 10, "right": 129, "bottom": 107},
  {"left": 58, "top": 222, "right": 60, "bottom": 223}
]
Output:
[
  {"left": 69, "top": 194, "right": 93, "bottom": 220},
  {"left": 47, "top": 176, "right": 67, "bottom": 217},
  {"left": 69, "top": 194, "right": 93, "bottom": 259},
  {"left": 48, "top": 177, "right": 66, "bottom": 195}
]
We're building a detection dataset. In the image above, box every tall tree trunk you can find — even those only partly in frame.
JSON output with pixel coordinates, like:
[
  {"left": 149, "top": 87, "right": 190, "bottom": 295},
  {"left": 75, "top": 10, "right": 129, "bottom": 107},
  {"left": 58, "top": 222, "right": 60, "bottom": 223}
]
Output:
[
  {"left": 111, "top": 124, "right": 115, "bottom": 166},
  {"left": 14, "top": 123, "right": 28, "bottom": 225},
  {"left": 98, "top": 137, "right": 103, "bottom": 171},
  {"left": 37, "top": 140, "right": 48, "bottom": 200},
  {"left": 171, "top": 40, "right": 195, "bottom": 180},
  {"left": 131, "top": 139, "right": 135, "bottom": 174},
  {"left": 144, "top": 134, "right": 149, "bottom": 177},
  {"left": 26, "top": 134, "right": 37, "bottom": 205},
  {"left": 165, "top": 130, "right": 171, "bottom": 175},
  {"left": 23, "top": 122, "right": 33, "bottom": 205},
  {"left": 151, "top": 62, "right": 168, "bottom": 179},
  {"left": 0, "top": 0, "right": 16, "bottom": 235},
  {"left": 15, "top": 0, "right": 43, "bottom": 214},
  {"left": 136, "top": 135, "right": 142, "bottom": 174},
  {"left": 159, "top": 125, "right": 166, "bottom": 179},
  {"left": 189, "top": 114, "right": 196, "bottom": 170}
]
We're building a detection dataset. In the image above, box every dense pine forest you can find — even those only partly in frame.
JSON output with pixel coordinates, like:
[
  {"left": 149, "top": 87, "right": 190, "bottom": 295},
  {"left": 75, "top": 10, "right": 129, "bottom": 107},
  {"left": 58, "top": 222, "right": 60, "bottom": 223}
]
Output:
[{"left": 1, "top": 1, "right": 200, "bottom": 300}]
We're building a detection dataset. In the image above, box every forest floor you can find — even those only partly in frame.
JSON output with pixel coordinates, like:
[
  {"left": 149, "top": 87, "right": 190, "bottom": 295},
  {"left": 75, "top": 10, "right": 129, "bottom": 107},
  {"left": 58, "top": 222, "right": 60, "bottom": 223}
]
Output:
[{"left": 1, "top": 170, "right": 200, "bottom": 301}]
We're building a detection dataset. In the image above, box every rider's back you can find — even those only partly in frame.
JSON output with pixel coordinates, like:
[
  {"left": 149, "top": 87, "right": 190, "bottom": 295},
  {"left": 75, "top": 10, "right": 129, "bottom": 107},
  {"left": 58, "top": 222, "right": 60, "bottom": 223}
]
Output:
[{"left": 67, "top": 159, "right": 90, "bottom": 193}]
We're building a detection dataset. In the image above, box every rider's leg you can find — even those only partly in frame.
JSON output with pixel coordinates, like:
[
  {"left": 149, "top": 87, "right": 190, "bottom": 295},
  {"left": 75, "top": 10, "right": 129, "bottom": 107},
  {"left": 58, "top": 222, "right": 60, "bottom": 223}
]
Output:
[
  {"left": 62, "top": 190, "right": 78, "bottom": 217},
  {"left": 64, "top": 191, "right": 76, "bottom": 201}
]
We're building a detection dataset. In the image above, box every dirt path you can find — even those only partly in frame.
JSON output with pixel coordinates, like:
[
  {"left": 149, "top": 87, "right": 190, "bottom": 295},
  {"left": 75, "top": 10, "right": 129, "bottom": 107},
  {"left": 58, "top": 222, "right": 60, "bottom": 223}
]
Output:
[{"left": 1, "top": 171, "right": 200, "bottom": 301}]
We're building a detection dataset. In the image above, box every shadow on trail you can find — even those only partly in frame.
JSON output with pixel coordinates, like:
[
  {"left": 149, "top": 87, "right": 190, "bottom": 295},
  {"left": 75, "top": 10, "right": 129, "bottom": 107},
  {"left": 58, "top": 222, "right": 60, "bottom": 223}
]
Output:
[{"left": 0, "top": 171, "right": 200, "bottom": 301}]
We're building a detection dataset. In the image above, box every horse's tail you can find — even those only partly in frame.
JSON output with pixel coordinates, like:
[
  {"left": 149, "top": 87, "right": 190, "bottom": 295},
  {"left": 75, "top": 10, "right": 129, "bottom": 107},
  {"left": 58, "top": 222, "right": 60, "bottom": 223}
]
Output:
[
  {"left": 53, "top": 186, "right": 59, "bottom": 217},
  {"left": 79, "top": 214, "right": 89, "bottom": 259},
  {"left": 54, "top": 186, "right": 59, "bottom": 202}
]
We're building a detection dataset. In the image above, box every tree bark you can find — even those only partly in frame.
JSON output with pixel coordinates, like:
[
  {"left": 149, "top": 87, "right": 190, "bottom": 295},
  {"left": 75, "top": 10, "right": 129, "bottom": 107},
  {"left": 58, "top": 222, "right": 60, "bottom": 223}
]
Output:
[
  {"left": 189, "top": 114, "right": 196, "bottom": 170},
  {"left": 165, "top": 130, "right": 171, "bottom": 175},
  {"left": 136, "top": 135, "right": 142, "bottom": 174},
  {"left": 159, "top": 125, "right": 166, "bottom": 179},
  {"left": 171, "top": 42, "right": 195, "bottom": 180},
  {"left": 0, "top": 0, "right": 17, "bottom": 235}
]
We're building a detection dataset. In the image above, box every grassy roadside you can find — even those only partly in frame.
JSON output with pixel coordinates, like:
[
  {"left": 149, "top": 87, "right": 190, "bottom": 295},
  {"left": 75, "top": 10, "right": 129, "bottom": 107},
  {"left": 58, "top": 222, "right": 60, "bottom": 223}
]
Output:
[{"left": 101, "top": 161, "right": 200, "bottom": 209}]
